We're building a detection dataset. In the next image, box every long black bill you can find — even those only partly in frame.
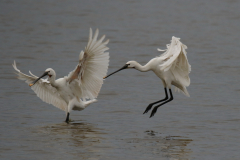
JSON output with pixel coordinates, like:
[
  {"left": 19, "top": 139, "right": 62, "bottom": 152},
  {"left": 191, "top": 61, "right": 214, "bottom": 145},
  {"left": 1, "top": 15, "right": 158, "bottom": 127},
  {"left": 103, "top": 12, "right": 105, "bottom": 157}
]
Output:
[
  {"left": 104, "top": 64, "right": 128, "bottom": 79},
  {"left": 29, "top": 71, "right": 48, "bottom": 87}
]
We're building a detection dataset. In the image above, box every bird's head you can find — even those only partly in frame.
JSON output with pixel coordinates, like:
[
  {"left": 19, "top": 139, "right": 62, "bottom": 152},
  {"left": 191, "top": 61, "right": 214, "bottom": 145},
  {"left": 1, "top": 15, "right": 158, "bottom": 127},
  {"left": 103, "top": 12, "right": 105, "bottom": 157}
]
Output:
[
  {"left": 103, "top": 61, "right": 137, "bottom": 79},
  {"left": 126, "top": 61, "right": 138, "bottom": 68},
  {"left": 29, "top": 68, "right": 55, "bottom": 87},
  {"left": 45, "top": 68, "right": 55, "bottom": 78}
]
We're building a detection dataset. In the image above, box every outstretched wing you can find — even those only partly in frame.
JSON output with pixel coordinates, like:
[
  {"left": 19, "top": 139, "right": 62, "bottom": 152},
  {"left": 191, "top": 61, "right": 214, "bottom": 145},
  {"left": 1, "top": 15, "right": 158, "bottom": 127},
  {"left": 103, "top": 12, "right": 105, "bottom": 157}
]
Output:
[
  {"left": 13, "top": 61, "right": 67, "bottom": 111},
  {"left": 158, "top": 36, "right": 191, "bottom": 87},
  {"left": 67, "top": 28, "right": 109, "bottom": 100}
]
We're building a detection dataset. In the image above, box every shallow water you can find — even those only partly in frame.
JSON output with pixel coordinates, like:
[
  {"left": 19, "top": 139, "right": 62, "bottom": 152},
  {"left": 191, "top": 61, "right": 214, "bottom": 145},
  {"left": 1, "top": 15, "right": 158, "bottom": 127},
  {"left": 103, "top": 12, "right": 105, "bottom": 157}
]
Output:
[{"left": 1, "top": 0, "right": 240, "bottom": 159}]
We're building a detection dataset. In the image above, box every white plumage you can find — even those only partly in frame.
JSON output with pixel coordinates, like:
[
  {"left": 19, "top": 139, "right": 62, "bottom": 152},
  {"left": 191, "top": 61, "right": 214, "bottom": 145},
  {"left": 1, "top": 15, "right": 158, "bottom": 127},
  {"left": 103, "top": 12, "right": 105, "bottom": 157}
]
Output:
[
  {"left": 104, "top": 36, "right": 191, "bottom": 117},
  {"left": 13, "top": 28, "right": 109, "bottom": 122},
  {"left": 157, "top": 36, "right": 191, "bottom": 95}
]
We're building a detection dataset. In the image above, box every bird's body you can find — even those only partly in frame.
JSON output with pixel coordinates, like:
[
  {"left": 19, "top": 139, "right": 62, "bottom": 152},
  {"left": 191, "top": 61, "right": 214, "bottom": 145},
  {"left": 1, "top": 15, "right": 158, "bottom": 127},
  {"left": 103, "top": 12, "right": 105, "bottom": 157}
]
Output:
[
  {"left": 43, "top": 76, "right": 96, "bottom": 112},
  {"left": 126, "top": 57, "right": 190, "bottom": 97},
  {"left": 13, "top": 28, "right": 109, "bottom": 122},
  {"left": 104, "top": 36, "right": 190, "bottom": 117}
]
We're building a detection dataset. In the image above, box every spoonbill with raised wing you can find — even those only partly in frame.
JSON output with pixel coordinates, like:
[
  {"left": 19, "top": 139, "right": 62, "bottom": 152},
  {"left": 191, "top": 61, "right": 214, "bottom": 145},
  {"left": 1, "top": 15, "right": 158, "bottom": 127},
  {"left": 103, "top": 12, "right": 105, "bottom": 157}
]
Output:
[
  {"left": 13, "top": 28, "right": 109, "bottom": 123},
  {"left": 104, "top": 36, "right": 191, "bottom": 118}
]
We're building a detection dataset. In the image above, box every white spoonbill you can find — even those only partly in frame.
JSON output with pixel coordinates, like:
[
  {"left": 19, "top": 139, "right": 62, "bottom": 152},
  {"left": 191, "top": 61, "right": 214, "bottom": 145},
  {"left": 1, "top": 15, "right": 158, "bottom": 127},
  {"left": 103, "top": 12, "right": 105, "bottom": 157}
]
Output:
[
  {"left": 104, "top": 36, "right": 191, "bottom": 118},
  {"left": 13, "top": 28, "right": 109, "bottom": 123}
]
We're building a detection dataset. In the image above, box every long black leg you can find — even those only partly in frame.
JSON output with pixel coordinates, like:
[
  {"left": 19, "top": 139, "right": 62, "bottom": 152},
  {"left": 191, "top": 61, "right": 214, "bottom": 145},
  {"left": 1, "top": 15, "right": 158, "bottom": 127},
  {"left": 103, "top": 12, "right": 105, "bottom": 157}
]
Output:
[
  {"left": 143, "top": 88, "right": 168, "bottom": 114},
  {"left": 65, "top": 112, "right": 70, "bottom": 123},
  {"left": 150, "top": 89, "right": 173, "bottom": 118}
]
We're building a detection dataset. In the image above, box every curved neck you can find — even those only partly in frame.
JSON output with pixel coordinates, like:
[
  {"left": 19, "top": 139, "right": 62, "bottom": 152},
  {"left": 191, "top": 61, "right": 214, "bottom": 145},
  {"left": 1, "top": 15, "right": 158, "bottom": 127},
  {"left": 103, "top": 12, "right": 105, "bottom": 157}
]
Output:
[
  {"left": 48, "top": 75, "right": 57, "bottom": 87},
  {"left": 134, "top": 61, "right": 152, "bottom": 72}
]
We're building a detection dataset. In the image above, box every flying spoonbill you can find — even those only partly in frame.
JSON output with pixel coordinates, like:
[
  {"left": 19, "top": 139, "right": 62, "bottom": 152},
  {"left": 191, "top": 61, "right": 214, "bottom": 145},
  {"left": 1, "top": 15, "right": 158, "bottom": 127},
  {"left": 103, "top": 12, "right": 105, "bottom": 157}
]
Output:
[
  {"left": 104, "top": 36, "right": 191, "bottom": 118},
  {"left": 13, "top": 28, "right": 109, "bottom": 123}
]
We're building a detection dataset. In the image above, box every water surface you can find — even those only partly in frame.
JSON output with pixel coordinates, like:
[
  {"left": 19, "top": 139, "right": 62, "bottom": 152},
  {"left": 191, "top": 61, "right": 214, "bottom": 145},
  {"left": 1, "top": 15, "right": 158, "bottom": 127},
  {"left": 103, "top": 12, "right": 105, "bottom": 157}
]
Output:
[{"left": 0, "top": 0, "right": 240, "bottom": 159}]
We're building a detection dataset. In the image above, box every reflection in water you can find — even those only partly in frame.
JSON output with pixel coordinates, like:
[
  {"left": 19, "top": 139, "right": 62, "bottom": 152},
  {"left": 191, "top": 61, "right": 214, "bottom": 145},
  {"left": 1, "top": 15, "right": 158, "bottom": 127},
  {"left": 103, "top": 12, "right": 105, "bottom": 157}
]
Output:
[
  {"left": 35, "top": 121, "right": 109, "bottom": 159},
  {"left": 124, "top": 130, "right": 192, "bottom": 160},
  {"left": 33, "top": 123, "right": 192, "bottom": 159}
]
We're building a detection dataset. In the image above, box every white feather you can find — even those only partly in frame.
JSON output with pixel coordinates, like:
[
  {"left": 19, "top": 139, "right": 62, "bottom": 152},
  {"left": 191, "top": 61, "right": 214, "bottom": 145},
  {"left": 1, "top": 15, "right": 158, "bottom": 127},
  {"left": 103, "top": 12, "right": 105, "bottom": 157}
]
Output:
[
  {"left": 158, "top": 36, "right": 191, "bottom": 88},
  {"left": 67, "top": 29, "right": 109, "bottom": 99},
  {"left": 13, "top": 61, "right": 68, "bottom": 111}
]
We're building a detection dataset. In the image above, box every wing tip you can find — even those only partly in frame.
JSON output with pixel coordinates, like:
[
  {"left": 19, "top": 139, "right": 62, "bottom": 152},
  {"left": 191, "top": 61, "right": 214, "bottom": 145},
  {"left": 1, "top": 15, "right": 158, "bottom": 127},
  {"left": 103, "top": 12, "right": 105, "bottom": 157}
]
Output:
[
  {"left": 12, "top": 60, "right": 20, "bottom": 72},
  {"left": 157, "top": 48, "right": 166, "bottom": 52},
  {"left": 12, "top": 60, "right": 16, "bottom": 67},
  {"left": 104, "top": 39, "right": 109, "bottom": 45}
]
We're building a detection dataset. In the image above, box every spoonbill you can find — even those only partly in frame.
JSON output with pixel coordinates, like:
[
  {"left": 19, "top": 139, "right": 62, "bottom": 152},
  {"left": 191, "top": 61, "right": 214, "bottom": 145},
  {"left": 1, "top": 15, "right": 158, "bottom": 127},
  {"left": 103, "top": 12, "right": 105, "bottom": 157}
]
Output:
[
  {"left": 13, "top": 28, "right": 109, "bottom": 123},
  {"left": 104, "top": 36, "right": 191, "bottom": 118}
]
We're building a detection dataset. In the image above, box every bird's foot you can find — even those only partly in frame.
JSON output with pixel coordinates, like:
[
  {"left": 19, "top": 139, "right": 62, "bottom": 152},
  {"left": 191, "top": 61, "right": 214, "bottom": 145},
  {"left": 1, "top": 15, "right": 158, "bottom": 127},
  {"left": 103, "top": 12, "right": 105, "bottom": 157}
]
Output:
[
  {"left": 150, "top": 107, "right": 158, "bottom": 118},
  {"left": 143, "top": 104, "right": 153, "bottom": 114},
  {"left": 65, "top": 118, "right": 69, "bottom": 123},
  {"left": 65, "top": 118, "right": 73, "bottom": 124}
]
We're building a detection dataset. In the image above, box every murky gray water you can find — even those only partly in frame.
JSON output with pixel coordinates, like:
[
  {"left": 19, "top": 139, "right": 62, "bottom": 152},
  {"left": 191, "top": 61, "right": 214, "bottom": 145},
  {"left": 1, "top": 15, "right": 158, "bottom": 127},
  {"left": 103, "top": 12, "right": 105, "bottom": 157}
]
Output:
[{"left": 1, "top": 0, "right": 240, "bottom": 159}]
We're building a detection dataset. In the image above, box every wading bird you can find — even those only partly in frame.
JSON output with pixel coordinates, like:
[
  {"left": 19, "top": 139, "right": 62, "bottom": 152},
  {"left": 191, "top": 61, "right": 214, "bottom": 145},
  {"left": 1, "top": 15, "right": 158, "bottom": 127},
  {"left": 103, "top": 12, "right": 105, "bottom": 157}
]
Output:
[
  {"left": 104, "top": 36, "right": 191, "bottom": 117},
  {"left": 13, "top": 28, "right": 109, "bottom": 123}
]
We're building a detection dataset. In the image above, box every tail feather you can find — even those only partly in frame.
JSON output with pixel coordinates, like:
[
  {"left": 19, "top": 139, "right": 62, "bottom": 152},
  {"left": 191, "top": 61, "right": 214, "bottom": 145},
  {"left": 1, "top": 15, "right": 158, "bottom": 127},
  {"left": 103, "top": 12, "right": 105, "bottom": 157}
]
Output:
[
  {"left": 84, "top": 99, "right": 97, "bottom": 107},
  {"left": 181, "top": 86, "right": 190, "bottom": 97},
  {"left": 71, "top": 99, "right": 97, "bottom": 111},
  {"left": 172, "top": 81, "right": 190, "bottom": 97}
]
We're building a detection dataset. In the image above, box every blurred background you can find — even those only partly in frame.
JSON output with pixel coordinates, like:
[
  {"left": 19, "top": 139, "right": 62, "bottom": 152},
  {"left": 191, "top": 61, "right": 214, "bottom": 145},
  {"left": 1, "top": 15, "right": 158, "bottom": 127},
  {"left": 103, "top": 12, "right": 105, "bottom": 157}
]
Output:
[{"left": 0, "top": 0, "right": 240, "bottom": 159}]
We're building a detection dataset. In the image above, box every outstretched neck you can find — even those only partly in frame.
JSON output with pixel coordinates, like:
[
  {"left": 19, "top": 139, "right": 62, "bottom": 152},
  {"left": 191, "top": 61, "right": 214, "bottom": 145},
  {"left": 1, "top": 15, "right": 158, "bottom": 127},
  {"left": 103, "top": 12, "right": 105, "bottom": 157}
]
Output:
[{"left": 134, "top": 61, "right": 152, "bottom": 72}]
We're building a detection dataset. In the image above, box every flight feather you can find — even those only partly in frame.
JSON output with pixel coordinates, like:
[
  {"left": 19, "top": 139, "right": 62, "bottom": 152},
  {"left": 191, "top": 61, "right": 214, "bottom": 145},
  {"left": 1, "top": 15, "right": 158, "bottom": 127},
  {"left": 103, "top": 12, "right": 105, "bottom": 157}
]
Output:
[
  {"left": 67, "top": 28, "right": 109, "bottom": 100},
  {"left": 13, "top": 61, "right": 67, "bottom": 111},
  {"left": 158, "top": 36, "right": 191, "bottom": 87}
]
